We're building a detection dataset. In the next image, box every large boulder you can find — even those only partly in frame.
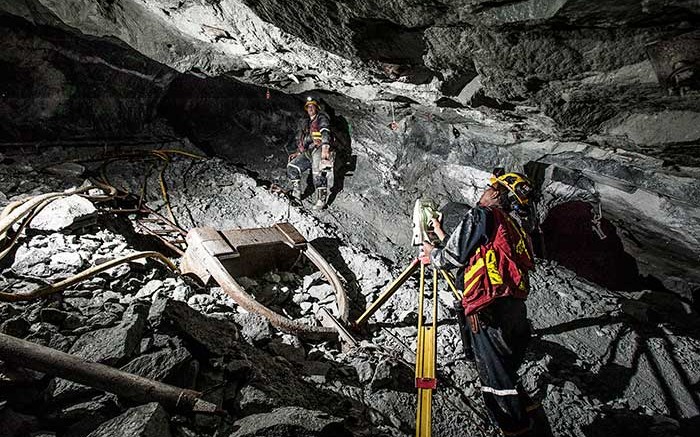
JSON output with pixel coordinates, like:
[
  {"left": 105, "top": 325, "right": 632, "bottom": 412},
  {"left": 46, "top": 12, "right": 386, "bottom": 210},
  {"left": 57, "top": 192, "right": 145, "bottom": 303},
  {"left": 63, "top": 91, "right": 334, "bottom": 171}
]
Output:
[
  {"left": 67, "top": 303, "right": 148, "bottom": 366},
  {"left": 85, "top": 403, "right": 171, "bottom": 437},
  {"left": 119, "top": 346, "right": 192, "bottom": 382},
  {"left": 148, "top": 297, "right": 239, "bottom": 356},
  {"left": 229, "top": 406, "right": 350, "bottom": 437},
  {"left": 29, "top": 195, "right": 96, "bottom": 232}
]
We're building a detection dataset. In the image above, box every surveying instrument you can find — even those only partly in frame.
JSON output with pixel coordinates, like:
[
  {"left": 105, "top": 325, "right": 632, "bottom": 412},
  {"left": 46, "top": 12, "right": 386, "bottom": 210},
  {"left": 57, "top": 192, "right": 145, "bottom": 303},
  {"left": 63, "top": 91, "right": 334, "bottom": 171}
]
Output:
[{"left": 354, "top": 200, "right": 463, "bottom": 437}]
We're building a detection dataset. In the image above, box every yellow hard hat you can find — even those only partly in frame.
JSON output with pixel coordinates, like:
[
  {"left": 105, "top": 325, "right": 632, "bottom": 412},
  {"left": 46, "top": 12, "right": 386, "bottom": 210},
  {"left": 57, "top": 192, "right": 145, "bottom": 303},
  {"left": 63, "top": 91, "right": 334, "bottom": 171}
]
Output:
[
  {"left": 490, "top": 171, "right": 533, "bottom": 206},
  {"left": 304, "top": 96, "right": 319, "bottom": 110}
]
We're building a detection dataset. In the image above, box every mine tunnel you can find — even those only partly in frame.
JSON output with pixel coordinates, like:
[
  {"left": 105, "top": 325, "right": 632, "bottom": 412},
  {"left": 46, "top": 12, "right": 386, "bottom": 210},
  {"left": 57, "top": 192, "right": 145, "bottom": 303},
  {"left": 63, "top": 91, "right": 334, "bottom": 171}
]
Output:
[
  {"left": 540, "top": 201, "right": 654, "bottom": 292},
  {"left": 1, "top": 2, "right": 700, "bottom": 437}
]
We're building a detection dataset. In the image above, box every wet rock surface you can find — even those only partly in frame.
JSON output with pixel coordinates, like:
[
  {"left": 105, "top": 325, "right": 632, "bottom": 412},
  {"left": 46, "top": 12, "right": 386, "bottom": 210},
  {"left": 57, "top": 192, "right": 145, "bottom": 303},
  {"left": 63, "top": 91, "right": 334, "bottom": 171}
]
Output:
[{"left": 0, "top": 147, "right": 698, "bottom": 437}]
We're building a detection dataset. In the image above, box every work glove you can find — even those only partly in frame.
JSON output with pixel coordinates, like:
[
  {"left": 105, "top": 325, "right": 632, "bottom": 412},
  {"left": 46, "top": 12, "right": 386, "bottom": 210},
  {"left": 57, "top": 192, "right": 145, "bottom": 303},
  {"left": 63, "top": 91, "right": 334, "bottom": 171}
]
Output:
[{"left": 321, "top": 144, "right": 331, "bottom": 160}]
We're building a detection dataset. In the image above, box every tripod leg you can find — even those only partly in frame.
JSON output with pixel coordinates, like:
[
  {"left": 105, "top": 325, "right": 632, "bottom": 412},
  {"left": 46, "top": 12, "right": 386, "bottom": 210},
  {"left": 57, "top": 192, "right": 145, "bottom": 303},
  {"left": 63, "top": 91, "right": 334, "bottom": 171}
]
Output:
[
  {"left": 415, "top": 265, "right": 437, "bottom": 437},
  {"left": 355, "top": 258, "right": 421, "bottom": 326},
  {"left": 439, "top": 269, "right": 462, "bottom": 300}
]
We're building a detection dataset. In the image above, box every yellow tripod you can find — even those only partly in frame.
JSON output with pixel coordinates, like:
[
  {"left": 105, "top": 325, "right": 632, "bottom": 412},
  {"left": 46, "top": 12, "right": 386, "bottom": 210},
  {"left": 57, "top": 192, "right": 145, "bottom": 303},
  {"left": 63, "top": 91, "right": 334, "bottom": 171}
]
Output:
[{"left": 355, "top": 255, "right": 461, "bottom": 437}]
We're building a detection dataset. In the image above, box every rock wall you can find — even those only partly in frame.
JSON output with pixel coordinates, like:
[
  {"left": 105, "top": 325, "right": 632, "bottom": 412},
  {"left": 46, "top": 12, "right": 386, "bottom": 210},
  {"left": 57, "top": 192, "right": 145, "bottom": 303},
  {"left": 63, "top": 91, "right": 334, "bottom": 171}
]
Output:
[
  {"left": 0, "top": 13, "right": 176, "bottom": 142},
  {"left": 3, "top": 0, "right": 698, "bottom": 158},
  {"left": 1, "top": 1, "right": 698, "bottom": 298},
  {"left": 158, "top": 74, "right": 301, "bottom": 169}
]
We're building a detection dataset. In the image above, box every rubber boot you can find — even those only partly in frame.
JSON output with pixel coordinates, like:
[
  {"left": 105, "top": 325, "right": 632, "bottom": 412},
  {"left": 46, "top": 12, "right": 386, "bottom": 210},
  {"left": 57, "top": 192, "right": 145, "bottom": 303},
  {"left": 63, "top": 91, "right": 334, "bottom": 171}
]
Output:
[
  {"left": 290, "top": 180, "right": 301, "bottom": 199},
  {"left": 313, "top": 187, "right": 327, "bottom": 210}
]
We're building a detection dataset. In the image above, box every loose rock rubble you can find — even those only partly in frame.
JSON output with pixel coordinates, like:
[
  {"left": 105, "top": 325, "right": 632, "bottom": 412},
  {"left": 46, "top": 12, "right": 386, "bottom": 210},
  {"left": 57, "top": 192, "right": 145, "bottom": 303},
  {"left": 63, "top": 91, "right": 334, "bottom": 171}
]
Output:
[{"left": 1, "top": 148, "right": 698, "bottom": 437}]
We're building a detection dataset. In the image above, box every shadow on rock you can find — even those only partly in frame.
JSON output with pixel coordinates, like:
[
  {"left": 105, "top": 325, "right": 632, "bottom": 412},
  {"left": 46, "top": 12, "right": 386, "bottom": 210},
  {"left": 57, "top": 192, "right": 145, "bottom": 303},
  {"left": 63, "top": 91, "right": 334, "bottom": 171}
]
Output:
[
  {"left": 582, "top": 407, "right": 696, "bottom": 437},
  {"left": 528, "top": 338, "right": 634, "bottom": 404},
  {"left": 325, "top": 113, "right": 355, "bottom": 207}
]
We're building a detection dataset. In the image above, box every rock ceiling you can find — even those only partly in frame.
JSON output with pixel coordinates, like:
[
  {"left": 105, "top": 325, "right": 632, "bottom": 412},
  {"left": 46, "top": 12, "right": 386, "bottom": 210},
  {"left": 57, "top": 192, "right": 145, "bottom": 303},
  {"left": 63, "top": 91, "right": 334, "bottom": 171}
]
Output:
[{"left": 4, "top": 1, "right": 700, "bottom": 145}]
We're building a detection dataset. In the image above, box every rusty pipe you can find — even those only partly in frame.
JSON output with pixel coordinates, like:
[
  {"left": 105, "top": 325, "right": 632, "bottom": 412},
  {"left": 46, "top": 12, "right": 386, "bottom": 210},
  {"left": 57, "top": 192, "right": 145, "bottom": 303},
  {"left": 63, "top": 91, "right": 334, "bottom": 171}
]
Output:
[
  {"left": 304, "top": 244, "right": 349, "bottom": 322},
  {"left": 0, "top": 333, "right": 218, "bottom": 414},
  {"left": 0, "top": 251, "right": 177, "bottom": 302}
]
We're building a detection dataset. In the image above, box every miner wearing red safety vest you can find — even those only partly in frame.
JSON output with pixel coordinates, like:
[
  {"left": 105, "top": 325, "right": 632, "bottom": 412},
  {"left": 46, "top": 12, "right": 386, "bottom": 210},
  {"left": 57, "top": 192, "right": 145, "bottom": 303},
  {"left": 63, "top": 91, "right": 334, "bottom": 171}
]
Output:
[
  {"left": 287, "top": 96, "right": 333, "bottom": 210},
  {"left": 423, "top": 170, "right": 550, "bottom": 436}
]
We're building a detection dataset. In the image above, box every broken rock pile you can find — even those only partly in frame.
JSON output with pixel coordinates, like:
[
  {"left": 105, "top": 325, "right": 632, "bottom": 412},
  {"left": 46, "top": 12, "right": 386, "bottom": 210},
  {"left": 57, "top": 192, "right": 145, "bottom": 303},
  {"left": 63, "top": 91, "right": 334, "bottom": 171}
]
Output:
[{"left": 1, "top": 148, "right": 699, "bottom": 437}]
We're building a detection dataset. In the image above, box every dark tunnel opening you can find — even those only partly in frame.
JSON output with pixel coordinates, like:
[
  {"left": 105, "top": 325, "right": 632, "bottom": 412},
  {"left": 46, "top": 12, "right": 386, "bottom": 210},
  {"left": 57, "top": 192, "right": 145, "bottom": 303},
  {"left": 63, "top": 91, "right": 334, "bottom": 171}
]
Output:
[
  {"left": 349, "top": 18, "right": 435, "bottom": 84},
  {"left": 540, "top": 200, "right": 661, "bottom": 292}
]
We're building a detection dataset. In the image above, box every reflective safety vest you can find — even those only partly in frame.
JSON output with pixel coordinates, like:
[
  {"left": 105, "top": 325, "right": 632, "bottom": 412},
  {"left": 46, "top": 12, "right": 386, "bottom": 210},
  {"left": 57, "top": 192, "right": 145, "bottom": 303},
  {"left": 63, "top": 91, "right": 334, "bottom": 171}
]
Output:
[
  {"left": 462, "top": 208, "right": 534, "bottom": 315},
  {"left": 299, "top": 113, "right": 332, "bottom": 151}
]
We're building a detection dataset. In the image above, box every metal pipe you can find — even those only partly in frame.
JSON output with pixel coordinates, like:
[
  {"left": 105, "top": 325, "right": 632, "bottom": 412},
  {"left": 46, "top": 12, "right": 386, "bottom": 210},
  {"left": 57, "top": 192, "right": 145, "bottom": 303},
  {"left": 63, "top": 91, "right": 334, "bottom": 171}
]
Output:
[
  {"left": 304, "top": 244, "right": 349, "bottom": 322},
  {"left": 0, "top": 333, "right": 218, "bottom": 414}
]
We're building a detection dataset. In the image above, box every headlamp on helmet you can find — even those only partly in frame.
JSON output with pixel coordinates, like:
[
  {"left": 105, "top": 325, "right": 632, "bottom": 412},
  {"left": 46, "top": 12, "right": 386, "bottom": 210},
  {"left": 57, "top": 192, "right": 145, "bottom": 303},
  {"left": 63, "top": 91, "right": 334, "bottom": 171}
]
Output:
[
  {"left": 489, "top": 169, "right": 532, "bottom": 207},
  {"left": 304, "top": 96, "right": 319, "bottom": 110}
]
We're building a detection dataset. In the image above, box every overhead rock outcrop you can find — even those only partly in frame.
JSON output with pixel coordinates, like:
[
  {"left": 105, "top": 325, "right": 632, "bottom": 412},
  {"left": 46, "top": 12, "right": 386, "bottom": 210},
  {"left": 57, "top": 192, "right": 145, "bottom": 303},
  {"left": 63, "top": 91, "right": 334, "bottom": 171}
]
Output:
[
  {"left": 0, "top": 11, "right": 176, "bottom": 142},
  {"left": 6, "top": 1, "right": 696, "bottom": 145}
]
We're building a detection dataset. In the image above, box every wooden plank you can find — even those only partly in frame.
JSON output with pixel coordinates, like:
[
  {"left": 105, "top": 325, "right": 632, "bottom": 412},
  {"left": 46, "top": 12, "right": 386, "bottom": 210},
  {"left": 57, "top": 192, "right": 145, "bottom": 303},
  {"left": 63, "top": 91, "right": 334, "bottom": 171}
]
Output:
[
  {"left": 275, "top": 222, "right": 307, "bottom": 247},
  {"left": 187, "top": 227, "right": 237, "bottom": 258},
  {"left": 221, "top": 228, "right": 280, "bottom": 248}
]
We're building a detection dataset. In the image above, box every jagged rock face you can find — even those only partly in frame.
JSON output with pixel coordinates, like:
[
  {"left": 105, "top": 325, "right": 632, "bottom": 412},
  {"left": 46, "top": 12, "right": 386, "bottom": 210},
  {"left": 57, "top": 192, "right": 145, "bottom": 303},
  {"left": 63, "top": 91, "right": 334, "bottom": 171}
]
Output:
[
  {"left": 242, "top": 0, "right": 700, "bottom": 151},
  {"left": 1, "top": 4, "right": 699, "bottom": 289},
  {"left": 1, "top": 1, "right": 699, "bottom": 433},
  {"left": 6, "top": 1, "right": 698, "bottom": 149},
  {"left": 0, "top": 13, "right": 175, "bottom": 141},
  {"left": 1, "top": 148, "right": 699, "bottom": 437}
]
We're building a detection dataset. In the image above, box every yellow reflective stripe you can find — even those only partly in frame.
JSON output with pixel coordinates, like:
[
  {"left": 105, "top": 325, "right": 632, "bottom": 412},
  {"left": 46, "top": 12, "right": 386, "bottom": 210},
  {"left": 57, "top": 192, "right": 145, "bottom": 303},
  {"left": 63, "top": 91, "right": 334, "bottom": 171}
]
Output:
[
  {"left": 516, "top": 266, "right": 527, "bottom": 290},
  {"left": 464, "top": 273, "right": 482, "bottom": 296},
  {"left": 463, "top": 258, "right": 485, "bottom": 284},
  {"left": 485, "top": 249, "right": 503, "bottom": 285}
]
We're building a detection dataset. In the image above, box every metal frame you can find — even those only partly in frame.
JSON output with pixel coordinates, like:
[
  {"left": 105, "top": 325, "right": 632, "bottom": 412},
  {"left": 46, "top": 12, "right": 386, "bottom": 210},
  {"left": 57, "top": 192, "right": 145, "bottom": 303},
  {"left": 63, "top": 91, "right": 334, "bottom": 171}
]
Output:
[{"left": 181, "top": 223, "right": 350, "bottom": 341}]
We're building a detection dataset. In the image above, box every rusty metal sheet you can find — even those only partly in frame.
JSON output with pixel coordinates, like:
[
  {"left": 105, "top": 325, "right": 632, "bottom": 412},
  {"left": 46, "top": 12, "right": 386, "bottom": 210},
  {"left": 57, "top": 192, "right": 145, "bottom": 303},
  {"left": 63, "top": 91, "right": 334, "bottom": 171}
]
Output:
[
  {"left": 221, "top": 227, "right": 282, "bottom": 248},
  {"left": 219, "top": 226, "right": 301, "bottom": 277},
  {"left": 179, "top": 223, "right": 350, "bottom": 343}
]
